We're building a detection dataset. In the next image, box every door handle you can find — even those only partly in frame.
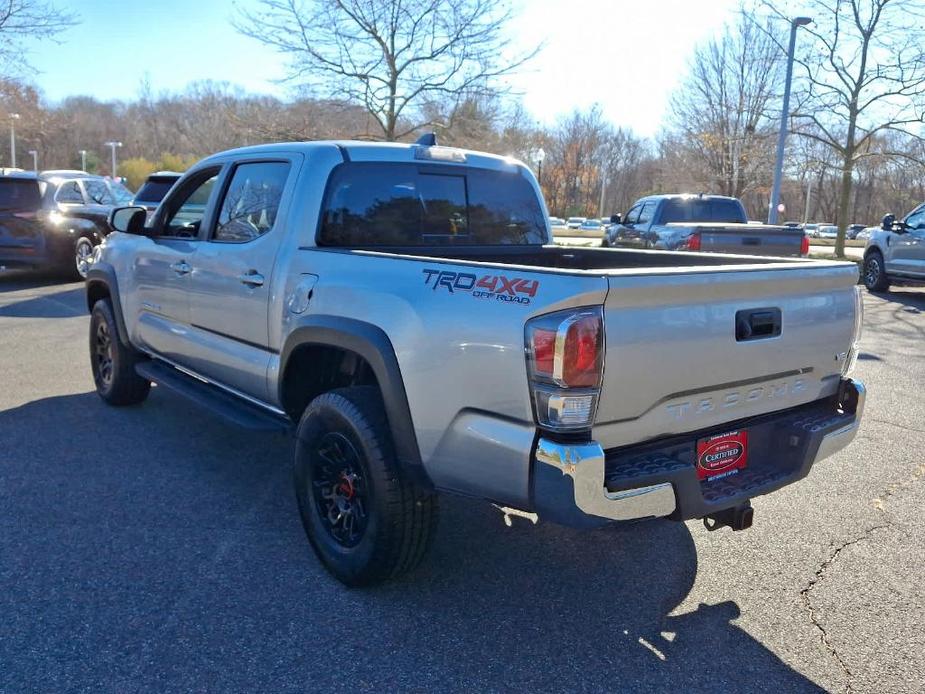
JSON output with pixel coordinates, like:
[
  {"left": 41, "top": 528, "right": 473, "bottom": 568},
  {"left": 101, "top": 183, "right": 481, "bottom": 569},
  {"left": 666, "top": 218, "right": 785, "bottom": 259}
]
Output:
[
  {"left": 170, "top": 261, "right": 191, "bottom": 275},
  {"left": 239, "top": 271, "right": 265, "bottom": 287}
]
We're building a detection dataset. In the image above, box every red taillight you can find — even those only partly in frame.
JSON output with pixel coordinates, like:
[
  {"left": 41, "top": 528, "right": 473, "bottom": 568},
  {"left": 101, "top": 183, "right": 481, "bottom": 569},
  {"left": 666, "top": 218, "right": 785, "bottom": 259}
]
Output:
[
  {"left": 526, "top": 309, "right": 604, "bottom": 431},
  {"left": 560, "top": 314, "right": 603, "bottom": 387},
  {"left": 527, "top": 310, "right": 603, "bottom": 388},
  {"left": 801, "top": 233, "right": 810, "bottom": 256},
  {"left": 687, "top": 231, "right": 702, "bottom": 251},
  {"left": 532, "top": 328, "right": 556, "bottom": 377}
]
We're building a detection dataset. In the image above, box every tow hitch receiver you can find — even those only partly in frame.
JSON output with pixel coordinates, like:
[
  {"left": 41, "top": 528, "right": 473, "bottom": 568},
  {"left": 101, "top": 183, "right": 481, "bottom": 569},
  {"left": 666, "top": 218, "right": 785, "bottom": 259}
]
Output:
[{"left": 703, "top": 501, "right": 753, "bottom": 532}]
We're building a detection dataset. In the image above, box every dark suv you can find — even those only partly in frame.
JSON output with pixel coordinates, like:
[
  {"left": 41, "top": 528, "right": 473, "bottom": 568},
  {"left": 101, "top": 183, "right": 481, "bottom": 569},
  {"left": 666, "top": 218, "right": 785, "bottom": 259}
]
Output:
[
  {"left": 0, "top": 171, "right": 133, "bottom": 279},
  {"left": 132, "top": 171, "right": 181, "bottom": 218}
]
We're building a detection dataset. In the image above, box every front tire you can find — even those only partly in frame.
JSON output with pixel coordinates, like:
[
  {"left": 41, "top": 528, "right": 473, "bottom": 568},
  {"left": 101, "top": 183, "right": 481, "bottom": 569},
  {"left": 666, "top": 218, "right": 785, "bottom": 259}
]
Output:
[
  {"left": 294, "top": 386, "right": 438, "bottom": 587},
  {"left": 863, "top": 250, "right": 890, "bottom": 292},
  {"left": 89, "top": 299, "right": 151, "bottom": 405}
]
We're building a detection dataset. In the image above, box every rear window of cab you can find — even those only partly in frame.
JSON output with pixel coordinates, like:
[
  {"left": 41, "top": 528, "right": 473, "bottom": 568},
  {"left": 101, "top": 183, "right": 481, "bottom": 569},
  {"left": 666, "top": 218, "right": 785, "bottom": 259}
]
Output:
[{"left": 317, "top": 162, "right": 546, "bottom": 246}]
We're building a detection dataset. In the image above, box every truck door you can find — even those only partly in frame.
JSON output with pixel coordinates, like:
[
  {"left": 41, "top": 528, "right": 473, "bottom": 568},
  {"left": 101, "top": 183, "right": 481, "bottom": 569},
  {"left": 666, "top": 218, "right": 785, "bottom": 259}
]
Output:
[
  {"left": 132, "top": 168, "right": 221, "bottom": 360},
  {"left": 888, "top": 206, "right": 925, "bottom": 277},
  {"left": 183, "top": 158, "right": 298, "bottom": 401}
]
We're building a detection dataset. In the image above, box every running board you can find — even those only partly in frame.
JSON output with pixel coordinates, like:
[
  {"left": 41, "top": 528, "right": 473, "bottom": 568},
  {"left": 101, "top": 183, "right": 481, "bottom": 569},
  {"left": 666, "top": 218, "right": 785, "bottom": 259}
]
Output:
[{"left": 135, "top": 360, "right": 292, "bottom": 433}]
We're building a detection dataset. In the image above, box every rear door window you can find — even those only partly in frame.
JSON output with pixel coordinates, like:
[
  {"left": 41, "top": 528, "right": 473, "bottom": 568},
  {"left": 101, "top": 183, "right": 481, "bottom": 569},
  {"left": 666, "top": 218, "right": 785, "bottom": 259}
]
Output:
[
  {"left": 318, "top": 163, "right": 546, "bottom": 246},
  {"left": 84, "top": 179, "right": 114, "bottom": 205},
  {"left": 55, "top": 181, "right": 85, "bottom": 204}
]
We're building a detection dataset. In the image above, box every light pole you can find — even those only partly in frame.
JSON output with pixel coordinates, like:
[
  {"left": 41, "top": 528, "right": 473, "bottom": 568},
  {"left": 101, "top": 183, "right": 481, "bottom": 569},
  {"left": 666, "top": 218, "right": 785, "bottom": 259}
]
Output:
[
  {"left": 598, "top": 171, "right": 608, "bottom": 219},
  {"left": 9, "top": 113, "right": 20, "bottom": 168},
  {"left": 79, "top": 149, "right": 87, "bottom": 171},
  {"left": 104, "top": 141, "right": 122, "bottom": 178},
  {"left": 768, "top": 16, "right": 812, "bottom": 225},
  {"left": 28, "top": 149, "right": 37, "bottom": 171},
  {"left": 534, "top": 147, "right": 546, "bottom": 186}
]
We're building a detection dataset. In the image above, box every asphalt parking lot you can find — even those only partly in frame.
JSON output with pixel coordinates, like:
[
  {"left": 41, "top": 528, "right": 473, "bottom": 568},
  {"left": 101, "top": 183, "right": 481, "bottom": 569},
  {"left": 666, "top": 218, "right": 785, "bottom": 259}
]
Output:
[{"left": 1, "top": 270, "right": 923, "bottom": 693}]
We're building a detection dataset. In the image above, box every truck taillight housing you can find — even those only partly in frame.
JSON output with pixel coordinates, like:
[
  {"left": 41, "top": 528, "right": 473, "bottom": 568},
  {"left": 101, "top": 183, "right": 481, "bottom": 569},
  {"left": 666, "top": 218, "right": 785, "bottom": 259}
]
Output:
[
  {"left": 800, "top": 233, "right": 810, "bottom": 256},
  {"left": 685, "top": 231, "right": 702, "bottom": 251},
  {"left": 526, "top": 308, "right": 604, "bottom": 431}
]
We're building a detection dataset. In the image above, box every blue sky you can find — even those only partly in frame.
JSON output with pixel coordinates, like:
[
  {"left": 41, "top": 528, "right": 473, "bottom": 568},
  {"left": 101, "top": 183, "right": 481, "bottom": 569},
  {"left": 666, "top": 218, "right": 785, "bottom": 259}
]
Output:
[{"left": 27, "top": 0, "right": 742, "bottom": 137}]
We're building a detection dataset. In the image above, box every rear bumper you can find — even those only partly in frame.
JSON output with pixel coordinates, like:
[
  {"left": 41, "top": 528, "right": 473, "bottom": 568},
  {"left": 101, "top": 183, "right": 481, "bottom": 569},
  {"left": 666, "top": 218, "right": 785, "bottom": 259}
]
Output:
[{"left": 532, "top": 378, "right": 865, "bottom": 527}]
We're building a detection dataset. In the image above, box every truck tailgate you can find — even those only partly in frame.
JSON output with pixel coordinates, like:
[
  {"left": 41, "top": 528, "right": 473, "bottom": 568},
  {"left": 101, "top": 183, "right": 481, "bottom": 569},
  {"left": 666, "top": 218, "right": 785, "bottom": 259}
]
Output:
[
  {"left": 593, "top": 263, "right": 859, "bottom": 449},
  {"left": 679, "top": 223, "right": 804, "bottom": 256}
]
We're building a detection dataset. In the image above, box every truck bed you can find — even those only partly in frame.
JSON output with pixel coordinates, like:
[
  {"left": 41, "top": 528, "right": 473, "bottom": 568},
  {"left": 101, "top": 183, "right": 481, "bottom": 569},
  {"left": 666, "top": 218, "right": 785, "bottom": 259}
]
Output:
[
  {"left": 321, "top": 243, "right": 859, "bottom": 453},
  {"left": 342, "top": 243, "right": 824, "bottom": 273}
]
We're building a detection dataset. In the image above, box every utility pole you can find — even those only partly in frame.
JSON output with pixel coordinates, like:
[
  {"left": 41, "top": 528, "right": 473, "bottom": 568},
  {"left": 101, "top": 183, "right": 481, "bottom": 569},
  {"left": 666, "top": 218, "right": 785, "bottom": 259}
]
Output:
[
  {"left": 803, "top": 174, "right": 814, "bottom": 225},
  {"left": 768, "top": 16, "right": 812, "bottom": 224},
  {"left": 9, "top": 113, "right": 20, "bottom": 168},
  {"left": 79, "top": 149, "right": 87, "bottom": 171},
  {"left": 104, "top": 141, "right": 122, "bottom": 178},
  {"left": 28, "top": 149, "right": 37, "bottom": 171},
  {"left": 598, "top": 172, "right": 608, "bottom": 219}
]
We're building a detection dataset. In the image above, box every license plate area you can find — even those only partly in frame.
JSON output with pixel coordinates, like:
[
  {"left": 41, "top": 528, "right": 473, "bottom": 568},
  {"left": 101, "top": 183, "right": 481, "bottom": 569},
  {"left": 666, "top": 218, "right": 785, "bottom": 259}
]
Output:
[{"left": 697, "top": 429, "right": 748, "bottom": 481}]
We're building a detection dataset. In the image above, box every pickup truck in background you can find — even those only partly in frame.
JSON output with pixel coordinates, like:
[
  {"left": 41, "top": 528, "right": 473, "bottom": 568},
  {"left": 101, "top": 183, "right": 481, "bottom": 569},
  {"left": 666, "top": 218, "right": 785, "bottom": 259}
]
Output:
[
  {"left": 604, "top": 194, "right": 810, "bottom": 257},
  {"left": 86, "top": 139, "right": 864, "bottom": 586},
  {"left": 862, "top": 202, "right": 925, "bottom": 291}
]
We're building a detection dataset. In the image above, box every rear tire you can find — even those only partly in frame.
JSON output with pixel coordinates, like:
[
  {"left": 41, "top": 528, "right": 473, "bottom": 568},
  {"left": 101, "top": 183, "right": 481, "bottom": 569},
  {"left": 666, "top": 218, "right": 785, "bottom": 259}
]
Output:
[
  {"left": 863, "top": 250, "right": 890, "bottom": 292},
  {"left": 294, "top": 386, "right": 438, "bottom": 587},
  {"left": 89, "top": 299, "right": 151, "bottom": 405},
  {"left": 72, "top": 236, "right": 96, "bottom": 280}
]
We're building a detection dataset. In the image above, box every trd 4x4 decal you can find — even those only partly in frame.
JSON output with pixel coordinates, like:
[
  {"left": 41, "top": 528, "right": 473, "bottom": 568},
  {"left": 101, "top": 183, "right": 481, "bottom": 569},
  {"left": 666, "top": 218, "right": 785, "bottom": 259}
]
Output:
[{"left": 422, "top": 269, "right": 539, "bottom": 305}]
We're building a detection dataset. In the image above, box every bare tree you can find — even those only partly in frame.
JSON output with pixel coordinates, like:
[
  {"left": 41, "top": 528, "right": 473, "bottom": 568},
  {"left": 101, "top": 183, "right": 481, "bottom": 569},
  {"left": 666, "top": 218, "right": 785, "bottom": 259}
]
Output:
[
  {"left": 234, "top": 0, "right": 538, "bottom": 141},
  {"left": 666, "top": 12, "right": 783, "bottom": 201},
  {"left": 765, "top": 0, "right": 925, "bottom": 256},
  {"left": 0, "top": 0, "right": 78, "bottom": 76}
]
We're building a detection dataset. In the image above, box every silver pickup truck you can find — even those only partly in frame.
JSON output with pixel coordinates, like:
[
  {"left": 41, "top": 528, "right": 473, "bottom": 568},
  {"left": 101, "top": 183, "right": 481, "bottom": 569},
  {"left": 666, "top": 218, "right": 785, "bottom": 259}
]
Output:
[
  {"left": 85, "top": 139, "right": 865, "bottom": 586},
  {"left": 604, "top": 194, "right": 809, "bottom": 256},
  {"left": 862, "top": 202, "right": 925, "bottom": 291}
]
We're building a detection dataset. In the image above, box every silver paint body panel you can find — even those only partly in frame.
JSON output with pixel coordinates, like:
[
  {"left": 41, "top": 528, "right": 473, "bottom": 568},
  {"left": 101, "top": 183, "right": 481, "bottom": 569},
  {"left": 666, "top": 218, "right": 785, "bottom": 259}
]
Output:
[{"left": 96, "top": 140, "right": 862, "bottom": 508}]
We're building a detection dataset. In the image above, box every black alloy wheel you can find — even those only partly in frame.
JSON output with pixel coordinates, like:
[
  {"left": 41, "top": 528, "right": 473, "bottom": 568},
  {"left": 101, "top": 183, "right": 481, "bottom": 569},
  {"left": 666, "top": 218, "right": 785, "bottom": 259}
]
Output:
[{"left": 309, "top": 431, "right": 369, "bottom": 548}]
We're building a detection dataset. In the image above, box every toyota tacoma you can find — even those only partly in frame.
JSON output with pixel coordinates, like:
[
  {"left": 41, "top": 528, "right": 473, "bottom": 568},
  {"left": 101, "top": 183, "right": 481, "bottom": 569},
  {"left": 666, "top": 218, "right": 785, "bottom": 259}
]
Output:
[{"left": 85, "top": 138, "right": 865, "bottom": 586}]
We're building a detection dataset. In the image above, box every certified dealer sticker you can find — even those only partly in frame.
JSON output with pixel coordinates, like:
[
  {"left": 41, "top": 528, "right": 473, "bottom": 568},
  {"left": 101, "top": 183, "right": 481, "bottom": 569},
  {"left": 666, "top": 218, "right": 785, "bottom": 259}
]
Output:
[{"left": 696, "top": 430, "right": 748, "bottom": 481}]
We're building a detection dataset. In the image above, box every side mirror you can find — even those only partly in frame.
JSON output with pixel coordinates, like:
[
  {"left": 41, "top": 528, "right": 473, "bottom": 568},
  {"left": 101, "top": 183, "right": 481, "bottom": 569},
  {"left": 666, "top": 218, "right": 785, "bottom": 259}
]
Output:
[
  {"left": 110, "top": 206, "right": 147, "bottom": 235},
  {"left": 610, "top": 214, "right": 622, "bottom": 224}
]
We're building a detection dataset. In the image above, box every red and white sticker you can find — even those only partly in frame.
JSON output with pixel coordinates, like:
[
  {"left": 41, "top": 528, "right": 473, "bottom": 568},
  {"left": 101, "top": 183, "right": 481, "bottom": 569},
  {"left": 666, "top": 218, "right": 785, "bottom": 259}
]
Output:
[{"left": 696, "top": 430, "right": 748, "bottom": 480}]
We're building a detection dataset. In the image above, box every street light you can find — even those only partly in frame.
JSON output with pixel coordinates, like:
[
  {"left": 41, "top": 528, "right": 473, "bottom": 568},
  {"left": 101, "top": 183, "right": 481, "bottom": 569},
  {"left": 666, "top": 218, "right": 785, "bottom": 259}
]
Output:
[
  {"left": 27, "top": 149, "right": 37, "bottom": 171},
  {"left": 104, "top": 141, "right": 122, "bottom": 178},
  {"left": 79, "top": 149, "right": 87, "bottom": 171},
  {"left": 534, "top": 147, "right": 546, "bottom": 185},
  {"left": 9, "top": 113, "right": 20, "bottom": 168},
  {"left": 768, "top": 16, "right": 812, "bottom": 224}
]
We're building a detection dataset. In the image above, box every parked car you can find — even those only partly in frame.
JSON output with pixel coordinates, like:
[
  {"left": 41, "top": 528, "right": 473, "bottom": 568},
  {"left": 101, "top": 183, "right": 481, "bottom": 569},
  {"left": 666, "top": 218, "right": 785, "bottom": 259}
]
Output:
[
  {"left": 565, "top": 216, "right": 586, "bottom": 229},
  {"left": 817, "top": 225, "right": 839, "bottom": 239},
  {"left": 846, "top": 224, "right": 867, "bottom": 240},
  {"left": 604, "top": 194, "right": 809, "bottom": 256},
  {"left": 862, "top": 203, "right": 925, "bottom": 291},
  {"left": 133, "top": 171, "right": 182, "bottom": 218},
  {"left": 568, "top": 217, "right": 605, "bottom": 239},
  {"left": 548, "top": 216, "right": 566, "bottom": 228},
  {"left": 88, "top": 139, "right": 865, "bottom": 586},
  {"left": 855, "top": 227, "right": 875, "bottom": 242},
  {"left": 0, "top": 171, "right": 129, "bottom": 278}
]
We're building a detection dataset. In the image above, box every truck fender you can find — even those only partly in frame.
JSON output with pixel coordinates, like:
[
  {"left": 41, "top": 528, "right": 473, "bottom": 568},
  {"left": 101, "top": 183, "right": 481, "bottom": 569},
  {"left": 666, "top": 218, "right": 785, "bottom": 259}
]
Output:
[
  {"left": 85, "top": 263, "right": 130, "bottom": 346},
  {"left": 279, "top": 316, "right": 425, "bottom": 475}
]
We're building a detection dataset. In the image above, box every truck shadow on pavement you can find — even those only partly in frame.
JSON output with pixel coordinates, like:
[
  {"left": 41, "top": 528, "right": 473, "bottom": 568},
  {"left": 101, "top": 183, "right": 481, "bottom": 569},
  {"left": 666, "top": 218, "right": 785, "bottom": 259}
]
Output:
[{"left": 0, "top": 389, "right": 825, "bottom": 692}]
